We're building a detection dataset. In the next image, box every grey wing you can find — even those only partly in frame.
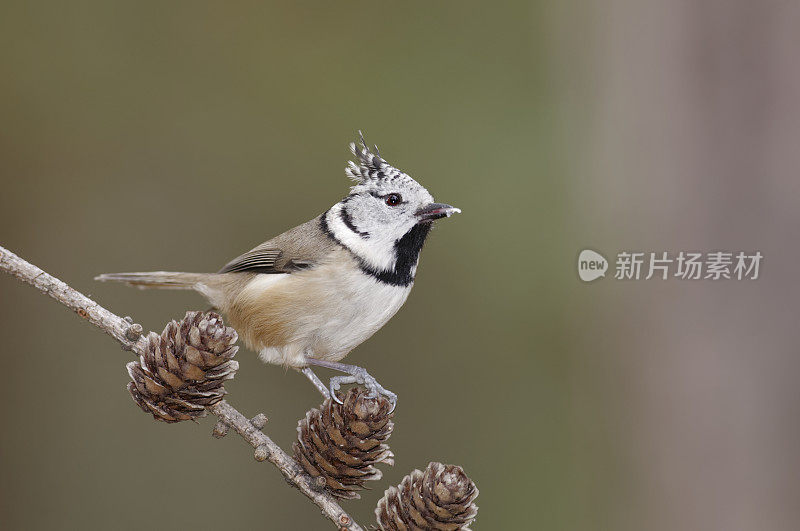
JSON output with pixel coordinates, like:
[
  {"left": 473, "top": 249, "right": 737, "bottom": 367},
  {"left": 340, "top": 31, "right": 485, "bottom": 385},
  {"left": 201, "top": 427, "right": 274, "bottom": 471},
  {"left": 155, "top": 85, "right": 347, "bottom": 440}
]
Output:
[
  {"left": 217, "top": 244, "right": 282, "bottom": 273},
  {"left": 217, "top": 215, "right": 339, "bottom": 274}
]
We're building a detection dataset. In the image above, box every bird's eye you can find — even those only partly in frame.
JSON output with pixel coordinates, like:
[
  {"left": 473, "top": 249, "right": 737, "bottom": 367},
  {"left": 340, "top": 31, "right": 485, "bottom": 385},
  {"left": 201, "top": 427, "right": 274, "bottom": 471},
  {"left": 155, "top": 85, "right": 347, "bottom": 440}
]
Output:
[{"left": 385, "top": 193, "right": 402, "bottom": 206}]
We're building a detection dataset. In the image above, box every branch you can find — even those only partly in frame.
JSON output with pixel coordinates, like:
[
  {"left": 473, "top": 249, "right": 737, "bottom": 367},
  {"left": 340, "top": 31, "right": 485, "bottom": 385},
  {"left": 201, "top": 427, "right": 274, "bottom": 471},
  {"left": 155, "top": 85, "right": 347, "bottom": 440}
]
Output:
[{"left": 0, "top": 244, "right": 362, "bottom": 531}]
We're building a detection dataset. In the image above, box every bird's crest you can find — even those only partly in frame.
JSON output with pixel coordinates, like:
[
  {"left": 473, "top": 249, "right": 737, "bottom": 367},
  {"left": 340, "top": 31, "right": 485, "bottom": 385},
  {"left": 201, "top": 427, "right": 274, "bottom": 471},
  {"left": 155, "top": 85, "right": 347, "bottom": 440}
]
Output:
[{"left": 346, "top": 131, "right": 407, "bottom": 184}]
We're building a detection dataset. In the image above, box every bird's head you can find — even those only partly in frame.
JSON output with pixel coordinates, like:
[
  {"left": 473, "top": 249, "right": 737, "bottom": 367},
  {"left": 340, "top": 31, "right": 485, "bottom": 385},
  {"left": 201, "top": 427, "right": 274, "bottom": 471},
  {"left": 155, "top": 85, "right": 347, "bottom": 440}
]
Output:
[{"left": 322, "top": 133, "right": 460, "bottom": 284}]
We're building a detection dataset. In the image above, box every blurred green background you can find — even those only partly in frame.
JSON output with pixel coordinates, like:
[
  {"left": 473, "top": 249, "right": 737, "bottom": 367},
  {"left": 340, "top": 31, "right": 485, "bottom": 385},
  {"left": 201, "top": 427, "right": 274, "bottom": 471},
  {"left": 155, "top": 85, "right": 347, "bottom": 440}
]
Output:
[{"left": 2, "top": 2, "right": 799, "bottom": 530}]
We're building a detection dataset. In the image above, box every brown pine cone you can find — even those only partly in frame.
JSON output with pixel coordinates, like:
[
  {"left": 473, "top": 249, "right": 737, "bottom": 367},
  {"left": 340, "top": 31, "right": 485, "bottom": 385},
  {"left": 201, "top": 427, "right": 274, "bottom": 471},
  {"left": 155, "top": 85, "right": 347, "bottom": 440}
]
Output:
[
  {"left": 293, "top": 387, "right": 394, "bottom": 499},
  {"left": 127, "top": 311, "right": 239, "bottom": 423},
  {"left": 375, "top": 462, "right": 479, "bottom": 530}
]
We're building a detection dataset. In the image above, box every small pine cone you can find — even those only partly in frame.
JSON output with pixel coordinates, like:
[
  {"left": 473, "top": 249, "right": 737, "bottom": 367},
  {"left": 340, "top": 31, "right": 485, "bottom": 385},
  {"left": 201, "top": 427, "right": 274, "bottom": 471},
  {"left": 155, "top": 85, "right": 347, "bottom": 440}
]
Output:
[
  {"left": 293, "top": 387, "right": 394, "bottom": 499},
  {"left": 375, "top": 462, "right": 479, "bottom": 531},
  {"left": 127, "top": 311, "right": 239, "bottom": 423}
]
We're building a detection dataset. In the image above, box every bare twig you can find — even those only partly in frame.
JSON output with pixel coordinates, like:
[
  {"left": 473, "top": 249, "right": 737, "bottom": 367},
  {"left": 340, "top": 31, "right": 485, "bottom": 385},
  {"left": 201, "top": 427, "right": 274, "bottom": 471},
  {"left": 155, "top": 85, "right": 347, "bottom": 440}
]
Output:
[{"left": 0, "top": 244, "right": 362, "bottom": 531}]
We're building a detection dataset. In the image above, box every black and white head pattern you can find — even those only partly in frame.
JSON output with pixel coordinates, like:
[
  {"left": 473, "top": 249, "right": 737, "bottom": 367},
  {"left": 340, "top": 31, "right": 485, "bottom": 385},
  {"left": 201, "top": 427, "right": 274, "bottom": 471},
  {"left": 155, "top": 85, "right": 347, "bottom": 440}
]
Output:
[{"left": 321, "top": 133, "right": 437, "bottom": 287}]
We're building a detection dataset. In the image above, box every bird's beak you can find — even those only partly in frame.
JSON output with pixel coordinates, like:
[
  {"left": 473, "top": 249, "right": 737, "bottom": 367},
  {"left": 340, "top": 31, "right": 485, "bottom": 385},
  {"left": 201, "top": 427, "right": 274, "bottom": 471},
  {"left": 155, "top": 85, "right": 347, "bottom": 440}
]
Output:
[{"left": 415, "top": 202, "right": 462, "bottom": 222}]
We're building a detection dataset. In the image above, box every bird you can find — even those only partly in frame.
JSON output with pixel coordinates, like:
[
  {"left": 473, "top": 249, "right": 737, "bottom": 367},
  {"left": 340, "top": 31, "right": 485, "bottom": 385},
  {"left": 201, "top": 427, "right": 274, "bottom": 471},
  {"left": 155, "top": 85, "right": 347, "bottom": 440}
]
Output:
[{"left": 96, "top": 133, "right": 460, "bottom": 407}]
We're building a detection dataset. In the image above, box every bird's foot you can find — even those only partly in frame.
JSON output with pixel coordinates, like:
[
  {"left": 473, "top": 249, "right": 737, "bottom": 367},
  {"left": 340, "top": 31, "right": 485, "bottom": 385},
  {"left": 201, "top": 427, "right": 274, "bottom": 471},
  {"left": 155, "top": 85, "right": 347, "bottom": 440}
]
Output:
[
  {"left": 299, "top": 367, "right": 331, "bottom": 399},
  {"left": 304, "top": 358, "right": 397, "bottom": 411},
  {"left": 329, "top": 367, "right": 397, "bottom": 407}
]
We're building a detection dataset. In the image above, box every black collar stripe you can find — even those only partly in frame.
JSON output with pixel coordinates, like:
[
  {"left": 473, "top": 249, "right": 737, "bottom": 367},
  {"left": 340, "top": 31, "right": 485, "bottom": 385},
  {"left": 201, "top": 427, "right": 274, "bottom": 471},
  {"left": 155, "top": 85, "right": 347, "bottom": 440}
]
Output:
[{"left": 319, "top": 212, "right": 430, "bottom": 287}]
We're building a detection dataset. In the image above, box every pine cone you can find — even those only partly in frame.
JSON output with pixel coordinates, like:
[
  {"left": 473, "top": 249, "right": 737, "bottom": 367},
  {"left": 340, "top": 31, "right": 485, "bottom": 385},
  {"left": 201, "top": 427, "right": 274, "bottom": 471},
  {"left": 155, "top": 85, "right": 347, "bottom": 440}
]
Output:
[
  {"left": 293, "top": 387, "right": 394, "bottom": 499},
  {"left": 375, "top": 462, "right": 479, "bottom": 530},
  {"left": 127, "top": 311, "right": 239, "bottom": 423}
]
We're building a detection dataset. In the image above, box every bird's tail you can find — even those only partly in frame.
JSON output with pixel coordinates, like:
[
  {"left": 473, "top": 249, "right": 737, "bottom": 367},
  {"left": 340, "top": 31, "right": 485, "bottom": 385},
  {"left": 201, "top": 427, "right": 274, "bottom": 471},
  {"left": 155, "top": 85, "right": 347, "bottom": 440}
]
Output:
[{"left": 94, "top": 271, "right": 208, "bottom": 290}]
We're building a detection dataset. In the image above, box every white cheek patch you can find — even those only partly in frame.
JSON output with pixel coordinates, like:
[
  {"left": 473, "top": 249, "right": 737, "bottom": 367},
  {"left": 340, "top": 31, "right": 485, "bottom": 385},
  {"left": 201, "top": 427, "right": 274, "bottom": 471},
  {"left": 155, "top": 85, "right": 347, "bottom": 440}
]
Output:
[{"left": 325, "top": 204, "right": 398, "bottom": 272}]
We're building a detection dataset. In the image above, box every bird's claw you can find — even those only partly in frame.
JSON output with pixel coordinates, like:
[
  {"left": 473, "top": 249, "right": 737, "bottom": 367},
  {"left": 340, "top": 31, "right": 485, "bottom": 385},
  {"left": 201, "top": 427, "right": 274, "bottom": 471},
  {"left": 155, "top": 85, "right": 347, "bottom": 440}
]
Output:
[
  {"left": 327, "top": 368, "right": 397, "bottom": 411},
  {"left": 329, "top": 375, "right": 357, "bottom": 404}
]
